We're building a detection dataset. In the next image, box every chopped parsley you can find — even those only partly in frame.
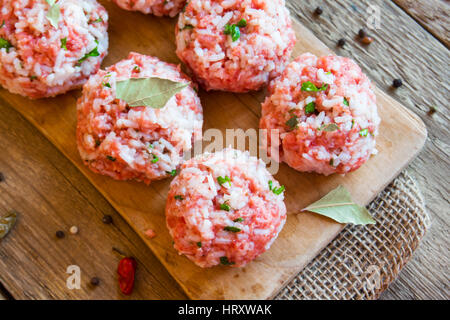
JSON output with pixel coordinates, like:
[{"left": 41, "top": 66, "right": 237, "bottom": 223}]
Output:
[
  {"left": 77, "top": 43, "right": 100, "bottom": 66},
  {"left": 269, "top": 180, "right": 285, "bottom": 195},
  {"left": 304, "top": 102, "right": 316, "bottom": 114},
  {"left": 301, "top": 81, "right": 328, "bottom": 92},
  {"left": 220, "top": 202, "right": 231, "bottom": 212},
  {"left": 318, "top": 123, "right": 339, "bottom": 132},
  {"left": 0, "top": 38, "right": 12, "bottom": 52},
  {"left": 233, "top": 217, "right": 244, "bottom": 223},
  {"left": 106, "top": 156, "right": 116, "bottom": 161},
  {"left": 285, "top": 116, "right": 298, "bottom": 130},
  {"left": 343, "top": 98, "right": 349, "bottom": 106},
  {"left": 359, "top": 128, "right": 369, "bottom": 137},
  {"left": 217, "top": 175, "right": 231, "bottom": 186},
  {"left": 224, "top": 226, "right": 241, "bottom": 233},
  {"left": 166, "top": 169, "right": 177, "bottom": 176},
  {"left": 220, "top": 256, "right": 235, "bottom": 266},
  {"left": 103, "top": 82, "right": 111, "bottom": 88},
  {"left": 224, "top": 23, "right": 241, "bottom": 41},
  {"left": 60, "top": 37, "right": 67, "bottom": 50},
  {"left": 151, "top": 155, "right": 159, "bottom": 163},
  {"left": 174, "top": 195, "right": 184, "bottom": 200},
  {"left": 196, "top": 242, "right": 202, "bottom": 248}
]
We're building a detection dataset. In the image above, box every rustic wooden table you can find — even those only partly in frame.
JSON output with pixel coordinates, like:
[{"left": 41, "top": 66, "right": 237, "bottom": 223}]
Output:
[{"left": 0, "top": 0, "right": 448, "bottom": 300}]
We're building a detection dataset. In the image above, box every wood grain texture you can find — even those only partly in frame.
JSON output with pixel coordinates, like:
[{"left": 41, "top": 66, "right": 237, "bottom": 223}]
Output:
[
  {"left": 0, "top": 1, "right": 427, "bottom": 299},
  {"left": 287, "top": 0, "right": 449, "bottom": 300},
  {"left": 393, "top": 0, "right": 450, "bottom": 48},
  {"left": 0, "top": 102, "right": 186, "bottom": 300}
]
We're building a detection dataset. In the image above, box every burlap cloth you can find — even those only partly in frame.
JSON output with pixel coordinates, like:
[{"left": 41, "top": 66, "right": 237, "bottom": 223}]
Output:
[{"left": 276, "top": 170, "right": 429, "bottom": 300}]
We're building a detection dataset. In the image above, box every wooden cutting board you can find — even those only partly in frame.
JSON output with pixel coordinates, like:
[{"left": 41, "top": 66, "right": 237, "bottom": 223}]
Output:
[{"left": 0, "top": 1, "right": 427, "bottom": 299}]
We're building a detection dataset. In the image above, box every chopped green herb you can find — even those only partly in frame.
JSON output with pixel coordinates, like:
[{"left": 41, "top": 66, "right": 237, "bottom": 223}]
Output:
[
  {"left": 0, "top": 20, "right": 5, "bottom": 28},
  {"left": 220, "top": 256, "right": 235, "bottom": 266},
  {"left": 329, "top": 158, "right": 335, "bottom": 166},
  {"left": 325, "top": 71, "right": 332, "bottom": 75},
  {"left": 106, "top": 156, "right": 116, "bottom": 161},
  {"left": 224, "top": 24, "right": 241, "bottom": 41},
  {"left": 285, "top": 116, "right": 298, "bottom": 130},
  {"left": 151, "top": 155, "right": 159, "bottom": 163},
  {"left": 103, "top": 82, "right": 111, "bottom": 88},
  {"left": 301, "top": 81, "right": 328, "bottom": 92},
  {"left": 174, "top": 195, "right": 184, "bottom": 200},
  {"left": 77, "top": 45, "right": 100, "bottom": 65},
  {"left": 272, "top": 185, "right": 285, "bottom": 195},
  {"left": 319, "top": 123, "right": 339, "bottom": 132},
  {"left": 29, "top": 75, "right": 38, "bottom": 80},
  {"left": 343, "top": 98, "right": 349, "bottom": 106},
  {"left": 181, "top": 24, "right": 194, "bottom": 30},
  {"left": 268, "top": 180, "right": 273, "bottom": 190},
  {"left": 60, "top": 37, "right": 67, "bottom": 50},
  {"left": 92, "top": 17, "right": 103, "bottom": 23},
  {"left": 95, "top": 140, "right": 101, "bottom": 147},
  {"left": 351, "top": 119, "right": 355, "bottom": 129},
  {"left": 233, "top": 217, "right": 244, "bottom": 223},
  {"left": 359, "top": 128, "right": 369, "bottom": 137},
  {"left": 148, "top": 143, "right": 154, "bottom": 149},
  {"left": 196, "top": 242, "right": 202, "bottom": 248},
  {"left": 166, "top": 169, "right": 177, "bottom": 176},
  {"left": 224, "top": 226, "right": 241, "bottom": 233},
  {"left": 236, "top": 19, "right": 247, "bottom": 28},
  {"left": 133, "top": 65, "right": 141, "bottom": 72},
  {"left": 0, "top": 38, "right": 12, "bottom": 52},
  {"left": 220, "top": 202, "right": 231, "bottom": 212},
  {"left": 217, "top": 176, "right": 231, "bottom": 186},
  {"left": 304, "top": 102, "right": 316, "bottom": 114}
]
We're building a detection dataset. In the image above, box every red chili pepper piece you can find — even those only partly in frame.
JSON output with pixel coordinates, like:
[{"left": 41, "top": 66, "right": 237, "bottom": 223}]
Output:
[{"left": 117, "top": 257, "right": 137, "bottom": 295}]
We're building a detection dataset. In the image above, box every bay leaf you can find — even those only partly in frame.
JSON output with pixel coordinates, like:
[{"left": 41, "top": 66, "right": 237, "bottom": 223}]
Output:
[
  {"left": 116, "top": 77, "right": 189, "bottom": 109},
  {"left": 302, "top": 185, "right": 375, "bottom": 225},
  {"left": 0, "top": 211, "right": 17, "bottom": 239},
  {"left": 46, "top": 1, "right": 60, "bottom": 29}
]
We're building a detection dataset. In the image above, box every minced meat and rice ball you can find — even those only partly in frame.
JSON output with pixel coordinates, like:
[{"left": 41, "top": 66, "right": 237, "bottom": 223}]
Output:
[
  {"left": 113, "top": 0, "right": 186, "bottom": 17},
  {"left": 76, "top": 52, "right": 203, "bottom": 184},
  {"left": 175, "top": 0, "right": 296, "bottom": 92},
  {"left": 0, "top": 0, "right": 108, "bottom": 99},
  {"left": 260, "top": 53, "right": 380, "bottom": 175},
  {"left": 166, "top": 148, "right": 287, "bottom": 268}
]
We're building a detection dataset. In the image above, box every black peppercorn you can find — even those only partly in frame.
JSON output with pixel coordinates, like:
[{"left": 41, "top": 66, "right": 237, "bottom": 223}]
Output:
[
  {"left": 358, "top": 28, "right": 367, "bottom": 38},
  {"left": 90, "top": 277, "right": 100, "bottom": 286},
  {"left": 392, "top": 79, "right": 403, "bottom": 88},
  {"left": 56, "top": 230, "right": 65, "bottom": 238},
  {"left": 102, "top": 214, "right": 113, "bottom": 224},
  {"left": 314, "top": 6, "right": 323, "bottom": 15},
  {"left": 337, "top": 38, "right": 346, "bottom": 47}
]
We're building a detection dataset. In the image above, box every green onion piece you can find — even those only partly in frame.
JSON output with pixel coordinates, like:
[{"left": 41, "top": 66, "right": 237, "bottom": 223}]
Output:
[
  {"left": 220, "top": 202, "right": 231, "bottom": 212},
  {"left": 233, "top": 218, "right": 244, "bottom": 223},
  {"left": 224, "top": 24, "right": 241, "bottom": 41},
  {"left": 29, "top": 75, "right": 38, "bottom": 80},
  {"left": 268, "top": 180, "right": 273, "bottom": 191},
  {"left": 224, "top": 226, "right": 241, "bottom": 233},
  {"left": 0, "top": 38, "right": 12, "bottom": 52},
  {"left": 217, "top": 176, "right": 231, "bottom": 186},
  {"left": 174, "top": 195, "right": 184, "bottom": 200},
  {"left": 166, "top": 169, "right": 177, "bottom": 176},
  {"left": 220, "top": 256, "right": 235, "bottom": 266},
  {"left": 285, "top": 116, "right": 298, "bottom": 130},
  {"left": 301, "top": 81, "right": 328, "bottom": 92},
  {"left": 106, "top": 156, "right": 116, "bottom": 161},
  {"left": 182, "top": 24, "right": 194, "bottom": 30},
  {"left": 319, "top": 123, "right": 339, "bottom": 132},
  {"left": 133, "top": 65, "right": 141, "bottom": 72},
  {"left": 272, "top": 185, "right": 285, "bottom": 195},
  {"left": 304, "top": 102, "right": 316, "bottom": 114},
  {"left": 92, "top": 17, "right": 103, "bottom": 23},
  {"left": 359, "top": 128, "right": 369, "bottom": 137},
  {"left": 103, "top": 82, "right": 111, "bottom": 88},
  {"left": 236, "top": 19, "right": 247, "bottom": 28},
  {"left": 151, "top": 155, "right": 159, "bottom": 163},
  {"left": 95, "top": 140, "right": 101, "bottom": 147},
  {"left": 196, "top": 242, "right": 202, "bottom": 248},
  {"left": 330, "top": 158, "right": 335, "bottom": 166},
  {"left": 343, "top": 98, "right": 349, "bottom": 106},
  {"left": 60, "top": 37, "right": 67, "bottom": 50}
]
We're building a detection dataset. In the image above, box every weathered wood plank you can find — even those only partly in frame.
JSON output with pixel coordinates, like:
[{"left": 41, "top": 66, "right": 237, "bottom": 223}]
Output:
[
  {"left": 393, "top": 0, "right": 450, "bottom": 48},
  {"left": 287, "top": 0, "right": 449, "bottom": 300},
  {"left": 0, "top": 102, "right": 186, "bottom": 300}
]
